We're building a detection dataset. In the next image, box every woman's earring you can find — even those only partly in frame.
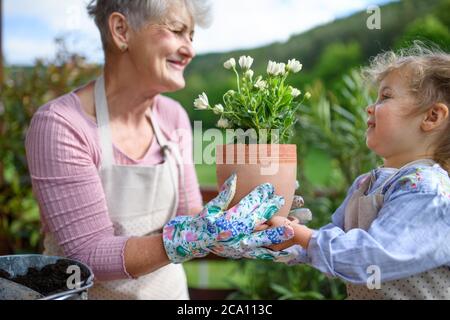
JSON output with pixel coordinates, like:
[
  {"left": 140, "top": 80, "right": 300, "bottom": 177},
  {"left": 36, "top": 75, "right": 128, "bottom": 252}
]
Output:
[{"left": 120, "top": 44, "right": 128, "bottom": 52}]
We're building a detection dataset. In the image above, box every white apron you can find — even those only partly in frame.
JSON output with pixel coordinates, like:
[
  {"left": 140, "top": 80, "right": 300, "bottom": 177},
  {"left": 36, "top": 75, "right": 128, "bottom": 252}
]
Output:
[
  {"left": 43, "top": 75, "right": 189, "bottom": 300},
  {"left": 344, "top": 159, "right": 450, "bottom": 300}
]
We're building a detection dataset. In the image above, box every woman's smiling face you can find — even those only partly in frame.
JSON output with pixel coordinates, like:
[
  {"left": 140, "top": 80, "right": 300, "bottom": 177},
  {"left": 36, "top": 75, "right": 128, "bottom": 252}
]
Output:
[{"left": 127, "top": 4, "right": 196, "bottom": 93}]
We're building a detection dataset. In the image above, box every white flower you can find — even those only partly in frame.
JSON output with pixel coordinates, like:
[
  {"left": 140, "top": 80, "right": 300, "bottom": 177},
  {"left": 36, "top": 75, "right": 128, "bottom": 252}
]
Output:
[
  {"left": 224, "top": 58, "right": 236, "bottom": 70},
  {"left": 217, "top": 118, "right": 230, "bottom": 129},
  {"left": 245, "top": 70, "right": 254, "bottom": 79},
  {"left": 267, "top": 61, "right": 278, "bottom": 75},
  {"left": 287, "top": 59, "right": 303, "bottom": 73},
  {"left": 305, "top": 92, "right": 312, "bottom": 100},
  {"left": 213, "top": 104, "right": 224, "bottom": 115},
  {"left": 278, "top": 63, "right": 286, "bottom": 75},
  {"left": 290, "top": 87, "right": 301, "bottom": 98},
  {"left": 194, "top": 93, "right": 209, "bottom": 110},
  {"left": 239, "top": 56, "right": 254, "bottom": 70},
  {"left": 267, "top": 61, "right": 286, "bottom": 76},
  {"left": 254, "top": 78, "right": 268, "bottom": 90}
]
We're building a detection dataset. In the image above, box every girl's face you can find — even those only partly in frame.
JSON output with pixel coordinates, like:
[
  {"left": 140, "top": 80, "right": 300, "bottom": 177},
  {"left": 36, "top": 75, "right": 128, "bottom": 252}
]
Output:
[
  {"left": 127, "top": 4, "right": 195, "bottom": 93},
  {"left": 366, "top": 68, "right": 425, "bottom": 167}
]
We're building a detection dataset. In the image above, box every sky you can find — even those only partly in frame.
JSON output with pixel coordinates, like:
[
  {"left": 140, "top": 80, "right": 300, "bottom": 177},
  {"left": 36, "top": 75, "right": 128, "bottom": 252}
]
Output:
[{"left": 3, "top": 0, "right": 393, "bottom": 65}]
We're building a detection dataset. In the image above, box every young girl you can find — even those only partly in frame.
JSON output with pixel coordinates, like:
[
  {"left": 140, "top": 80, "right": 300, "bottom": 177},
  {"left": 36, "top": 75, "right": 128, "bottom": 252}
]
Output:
[{"left": 269, "top": 44, "right": 450, "bottom": 300}]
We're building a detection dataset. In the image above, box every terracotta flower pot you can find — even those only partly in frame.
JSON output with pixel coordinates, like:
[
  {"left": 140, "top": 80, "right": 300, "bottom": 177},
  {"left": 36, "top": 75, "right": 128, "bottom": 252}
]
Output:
[{"left": 216, "top": 144, "right": 297, "bottom": 217}]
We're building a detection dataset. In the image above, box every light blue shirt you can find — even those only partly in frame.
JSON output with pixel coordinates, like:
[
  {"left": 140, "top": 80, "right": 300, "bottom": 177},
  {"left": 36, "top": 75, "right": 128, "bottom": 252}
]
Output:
[{"left": 290, "top": 163, "right": 450, "bottom": 285}]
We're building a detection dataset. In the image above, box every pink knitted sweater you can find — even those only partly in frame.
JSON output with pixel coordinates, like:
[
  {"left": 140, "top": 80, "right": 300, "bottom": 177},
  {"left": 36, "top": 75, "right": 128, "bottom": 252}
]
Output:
[{"left": 25, "top": 91, "right": 202, "bottom": 280}]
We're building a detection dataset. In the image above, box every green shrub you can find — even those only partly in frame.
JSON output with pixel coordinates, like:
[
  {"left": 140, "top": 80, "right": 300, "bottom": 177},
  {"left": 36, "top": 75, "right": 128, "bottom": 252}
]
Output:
[{"left": 0, "top": 39, "right": 100, "bottom": 254}]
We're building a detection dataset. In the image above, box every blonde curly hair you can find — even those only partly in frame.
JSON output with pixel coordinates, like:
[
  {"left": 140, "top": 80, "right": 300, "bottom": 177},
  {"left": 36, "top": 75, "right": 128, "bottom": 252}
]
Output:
[{"left": 362, "top": 42, "right": 450, "bottom": 172}]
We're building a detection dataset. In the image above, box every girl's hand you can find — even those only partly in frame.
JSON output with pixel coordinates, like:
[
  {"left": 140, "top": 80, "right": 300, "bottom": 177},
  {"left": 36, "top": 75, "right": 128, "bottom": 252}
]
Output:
[
  {"left": 264, "top": 216, "right": 300, "bottom": 251},
  {"left": 220, "top": 195, "right": 313, "bottom": 264},
  {"left": 162, "top": 173, "right": 295, "bottom": 263},
  {"left": 253, "top": 193, "right": 314, "bottom": 252}
]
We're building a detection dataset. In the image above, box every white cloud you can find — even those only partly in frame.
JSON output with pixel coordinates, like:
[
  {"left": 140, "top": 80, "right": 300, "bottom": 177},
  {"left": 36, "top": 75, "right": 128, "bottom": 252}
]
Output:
[
  {"left": 4, "top": 0, "right": 101, "bottom": 64},
  {"left": 3, "top": 0, "right": 386, "bottom": 65},
  {"left": 5, "top": 38, "right": 56, "bottom": 65},
  {"left": 5, "top": 0, "right": 96, "bottom": 32},
  {"left": 194, "top": 0, "right": 376, "bottom": 53}
]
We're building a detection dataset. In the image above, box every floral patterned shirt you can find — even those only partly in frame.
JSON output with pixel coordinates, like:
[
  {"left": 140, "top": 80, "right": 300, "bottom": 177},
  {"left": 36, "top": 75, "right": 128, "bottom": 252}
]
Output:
[{"left": 290, "top": 162, "right": 450, "bottom": 285}]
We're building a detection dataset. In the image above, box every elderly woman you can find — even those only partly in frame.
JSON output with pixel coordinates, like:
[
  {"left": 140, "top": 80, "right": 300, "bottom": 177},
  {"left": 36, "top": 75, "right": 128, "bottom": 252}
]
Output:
[{"left": 24, "top": 0, "right": 299, "bottom": 300}]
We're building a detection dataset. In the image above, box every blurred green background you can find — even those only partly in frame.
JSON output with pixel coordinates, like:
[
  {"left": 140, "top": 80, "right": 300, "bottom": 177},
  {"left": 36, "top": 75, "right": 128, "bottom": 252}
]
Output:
[{"left": 1, "top": 0, "right": 449, "bottom": 300}]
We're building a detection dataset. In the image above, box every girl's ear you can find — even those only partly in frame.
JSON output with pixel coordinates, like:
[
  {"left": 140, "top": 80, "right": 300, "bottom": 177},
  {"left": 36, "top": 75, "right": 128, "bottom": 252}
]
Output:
[
  {"left": 421, "top": 103, "right": 449, "bottom": 132},
  {"left": 108, "top": 12, "right": 130, "bottom": 52}
]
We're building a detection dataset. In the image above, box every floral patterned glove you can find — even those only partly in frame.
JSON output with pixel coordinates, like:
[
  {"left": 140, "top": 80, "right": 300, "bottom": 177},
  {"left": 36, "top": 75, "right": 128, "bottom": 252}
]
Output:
[
  {"left": 209, "top": 200, "right": 295, "bottom": 261},
  {"left": 289, "top": 195, "right": 313, "bottom": 225},
  {"left": 162, "top": 173, "right": 294, "bottom": 264},
  {"left": 210, "top": 223, "right": 296, "bottom": 261},
  {"left": 209, "top": 182, "right": 312, "bottom": 261}
]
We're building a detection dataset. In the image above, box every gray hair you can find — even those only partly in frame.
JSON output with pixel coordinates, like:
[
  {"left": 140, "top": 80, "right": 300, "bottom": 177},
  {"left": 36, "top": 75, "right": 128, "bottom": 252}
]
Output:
[{"left": 87, "top": 0, "right": 212, "bottom": 51}]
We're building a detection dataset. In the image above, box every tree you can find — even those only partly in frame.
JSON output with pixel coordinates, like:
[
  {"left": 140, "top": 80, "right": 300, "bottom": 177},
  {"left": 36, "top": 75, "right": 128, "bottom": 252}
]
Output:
[
  {"left": 314, "top": 42, "right": 363, "bottom": 87},
  {"left": 433, "top": 0, "right": 450, "bottom": 28},
  {"left": 396, "top": 15, "right": 450, "bottom": 50}
]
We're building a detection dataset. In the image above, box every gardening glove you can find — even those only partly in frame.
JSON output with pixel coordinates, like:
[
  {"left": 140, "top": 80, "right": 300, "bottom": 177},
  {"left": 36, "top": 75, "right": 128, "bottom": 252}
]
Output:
[
  {"left": 209, "top": 182, "right": 311, "bottom": 261},
  {"left": 289, "top": 180, "right": 313, "bottom": 224},
  {"left": 225, "top": 181, "right": 313, "bottom": 263},
  {"left": 262, "top": 196, "right": 313, "bottom": 264},
  {"left": 289, "top": 196, "right": 313, "bottom": 225},
  {"left": 209, "top": 214, "right": 295, "bottom": 261},
  {"left": 162, "top": 173, "right": 294, "bottom": 264}
]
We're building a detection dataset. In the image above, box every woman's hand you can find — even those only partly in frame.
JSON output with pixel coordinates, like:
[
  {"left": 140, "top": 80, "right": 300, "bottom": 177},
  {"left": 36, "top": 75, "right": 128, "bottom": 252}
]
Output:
[{"left": 162, "top": 174, "right": 294, "bottom": 264}]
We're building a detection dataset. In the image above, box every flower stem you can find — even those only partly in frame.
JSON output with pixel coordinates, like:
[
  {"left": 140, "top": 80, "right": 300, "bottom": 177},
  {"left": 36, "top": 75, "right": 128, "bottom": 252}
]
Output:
[{"left": 233, "top": 67, "right": 241, "bottom": 93}]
